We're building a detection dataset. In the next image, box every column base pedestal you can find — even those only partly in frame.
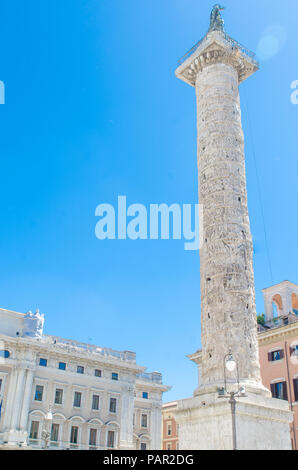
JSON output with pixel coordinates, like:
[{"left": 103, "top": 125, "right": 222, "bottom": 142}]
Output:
[
  {"left": 174, "top": 388, "right": 293, "bottom": 450},
  {"left": 0, "top": 430, "right": 28, "bottom": 448}
]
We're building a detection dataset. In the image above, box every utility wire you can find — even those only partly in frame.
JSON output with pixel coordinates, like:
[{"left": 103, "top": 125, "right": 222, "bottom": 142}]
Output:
[{"left": 243, "top": 87, "right": 274, "bottom": 286}]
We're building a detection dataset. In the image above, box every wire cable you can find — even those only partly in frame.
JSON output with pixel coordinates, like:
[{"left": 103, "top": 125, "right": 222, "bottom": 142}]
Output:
[{"left": 242, "top": 86, "right": 274, "bottom": 286}]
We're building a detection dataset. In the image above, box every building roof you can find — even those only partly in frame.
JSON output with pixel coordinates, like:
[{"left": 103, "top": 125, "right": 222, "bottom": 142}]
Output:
[{"left": 262, "top": 280, "right": 298, "bottom": 292}]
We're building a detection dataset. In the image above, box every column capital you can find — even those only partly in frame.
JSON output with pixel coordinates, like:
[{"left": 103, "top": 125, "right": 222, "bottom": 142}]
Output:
[{"left": 175, "top": 30, "right": 258, "bottom": 87}]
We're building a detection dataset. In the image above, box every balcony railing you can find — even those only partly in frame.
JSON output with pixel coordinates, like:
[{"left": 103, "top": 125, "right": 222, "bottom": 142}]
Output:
[
  {"left": 27, "top": 439, "right": 107, "bottom": 450},
  {"left": 177, "top": 31, "right": 258, "bottom": 66},
  {"left": 137, "top": 372, "right": 163, "bottom": 384},
  {"left": 42, "top": 335, "right": 136, "bottom": 363},
  {"left": 258, "top": 312, "right": 298, "bottom": 332}
]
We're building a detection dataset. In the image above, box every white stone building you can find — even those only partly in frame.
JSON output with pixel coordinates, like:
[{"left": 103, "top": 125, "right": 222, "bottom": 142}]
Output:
[{"left": 0, "top": 308, "right": 170, "bottom": 450}]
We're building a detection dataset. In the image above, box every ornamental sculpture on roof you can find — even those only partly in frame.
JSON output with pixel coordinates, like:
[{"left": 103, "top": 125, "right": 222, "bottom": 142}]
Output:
[
  {"left": 23, "top": 309, "right": 44, "bottom": 339},
  {"left": 209, "top": 4, "right": 225, "bottom": 32}
]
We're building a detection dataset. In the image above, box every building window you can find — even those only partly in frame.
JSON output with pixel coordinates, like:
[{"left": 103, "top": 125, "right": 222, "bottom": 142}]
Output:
[
  {"left": 54, "top": 388, "right": 63, "bottom": 405},
  {"left": 141, "top": 414, "right": 148, "bottom": 428},
  {"left": 109, "top": 398, "right": 117, "bottom": 413},
  {"left": 107, "top": 430, "right": 115, "bottom": 448},
  {"left": 0, "top": 350, "right": 10, "bottom": 359},
  {"left": 268, "top": 350, "right": 284, "bottom": 362},
  {"left": 58, "top": 362, "right": 66, "bottom": 371},
  {"left": 142, "top": 392, "right": 148, "bottom": 399},
  {"left": 167, "top": 444, "right": 172, "bottom": 450},
  {"left": 95, "top": 369, "right": 102, "bottom": 377},
  {"left": 70, "top": 426, "right": 79, "bottom": 444},
  {"left": 140, "top": 442, "right": 147, "bottom": 450},
  {"left": 294, "top": 378, "right": 298, "bottom": 402},
  {"left": 73, "top": 391, "right": 82, "bottom": 408},
  {"left": 51, "top": 423, "right": 59, "bottom": 442},
  {"left": 89, "top": 428, "right": 97, "bottom": 446},
  {"left": 92, "top": 394, "right": 100, "bottom": 410},
  {"left": 39, "top": 358, "right": 47, "bottom": 367},
  {"left": 34, "top": 385, "right": 44, "bottom": 402},
  {"left": 29, "top": 421, "right": 39, "bottom": 439},
  {"left": 167, "top": 423, "right": 172, "bottom": 436},
  {"left": 112, "top": 372, "right": 118, "bottom": 381},
  {"left": 77, "top": 365, "right": 84, "bottom": 374},
  {"left": 271, "top": 381, "right": 288, "bottom": 400}
]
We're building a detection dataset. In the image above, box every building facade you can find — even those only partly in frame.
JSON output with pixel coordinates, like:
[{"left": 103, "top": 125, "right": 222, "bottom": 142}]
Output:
[
  {"left": 0, "top": 308, "right": 169, "bottom": 450},
  {"left": 162, "top": 281, "right": 298, "bottom": 450},
  {"left": 258, "top": 281, "right": 298, "bottom": 450},
  {"left": 161, "top": 402, "right": 179, "bottom": 450}
]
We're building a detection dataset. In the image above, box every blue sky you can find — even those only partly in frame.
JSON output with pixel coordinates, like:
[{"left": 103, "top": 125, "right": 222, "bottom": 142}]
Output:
[{"left": 0, "top": 0, "right": 297, "bottom": 402}]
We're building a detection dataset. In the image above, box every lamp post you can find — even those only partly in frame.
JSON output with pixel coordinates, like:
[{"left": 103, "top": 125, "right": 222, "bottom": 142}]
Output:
[
  {"left": 42, "top": 408, "right": 53, "bottom": 449},
  {"left": 218, "top": 350, "right": 246, "bottom": 450},
  {"left": 0, "top": 393, "right": 3, "bottom": 423}
]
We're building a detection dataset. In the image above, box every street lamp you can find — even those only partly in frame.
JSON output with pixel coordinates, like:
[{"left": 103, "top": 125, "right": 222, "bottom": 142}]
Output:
[
  {"left": 218, "top": 349, "right": 246, "bottom": 450},
  {"left": 42, "top": 408, "right": 53, "bottom": 449},
  {"left": 225, "top": 354, "right": 237, "bottom": 373},
  {"left": 0, "top": 393, "right": 3, "bottom": 422}
]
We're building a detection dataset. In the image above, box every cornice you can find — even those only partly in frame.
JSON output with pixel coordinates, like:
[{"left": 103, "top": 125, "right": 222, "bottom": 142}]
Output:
[
  {"left": 0, "top": 334, "right": 146, "bottom": 374},
  {"left": 0, "top": 334, "right": 171, "bottom": 389},
  {"left": 258, "top": 322, "right": 298, "bottom": 345},
  {"left": 188, "top": 350, "right": 202, "bottom": 365},
  {"left": 262, "top": 280, "right": 298, "bottom": 292},
  {"left": 135, "top": 379, "right": 171, "bottom": 393},
  {"left": 175, "top": 31, "right": 258, "bottom": 87},
  {"left": 162, "top": 401, "right": 178, "bottom": 409}
]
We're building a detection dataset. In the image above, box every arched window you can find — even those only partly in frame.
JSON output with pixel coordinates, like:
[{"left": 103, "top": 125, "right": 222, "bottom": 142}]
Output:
[
  {"left": 272, "top": 294, "right": 283, "bottom": 319},
  {"left": 105, "top": 421, "right": 120, "bottom": 449},
  {"left": 272, "top": 302, "right": 278, "bottom": 319}
]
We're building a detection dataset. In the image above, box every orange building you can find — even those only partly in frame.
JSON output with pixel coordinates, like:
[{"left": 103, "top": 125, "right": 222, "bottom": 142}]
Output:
[
  {"left": 161, "top": 402, "right": 179, "bottom": 450},
  {"left": 162, "top": 281, "right": 298, "bottom": 450},
  {"left": 258, "top": 281, "right": 298, "bottom": 450}
]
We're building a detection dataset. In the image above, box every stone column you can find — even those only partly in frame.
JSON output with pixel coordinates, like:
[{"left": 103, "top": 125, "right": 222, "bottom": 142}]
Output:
[
  {"left": 4, "top": 366, "right": 29, "bottom": 446},
  {"left": 173, "top": 9, "right": 292, "bottom": 450},
  {"left": 2, "top": 367, "right": 18, "bottom": 430},
  {"left": 119, "top": 385, "right": 134, "bottom": 449},
  {"left": 9, "top": 367, "right": 26, "bottom": 430},
  {"left": 150, "top": 402, "right": 162, "bottom": 450},
  {"left": 19, "top": 368, "right": 34, "bottom": 432},
  {"left": 195, "top": 61, "right": 261, "bottom": 387},
  {"left": 263, "top": 294, "right": 273, "bottom": 321},
  {"left": 283, "top": 286, "right": 292, "bottom": 315}
]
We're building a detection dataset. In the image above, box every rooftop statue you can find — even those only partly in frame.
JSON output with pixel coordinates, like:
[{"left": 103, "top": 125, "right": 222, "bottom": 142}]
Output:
[
  {"left": 208, "top": 4, "right": 225, "bottom": 32},
  {"left": 23, "top": 309, "right": 44, "bottom": 339}
]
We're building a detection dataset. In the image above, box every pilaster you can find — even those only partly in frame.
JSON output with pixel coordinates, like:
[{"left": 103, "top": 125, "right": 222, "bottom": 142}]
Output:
[{"left": 119, "top": 385, "right": 135, "bottom": 449}]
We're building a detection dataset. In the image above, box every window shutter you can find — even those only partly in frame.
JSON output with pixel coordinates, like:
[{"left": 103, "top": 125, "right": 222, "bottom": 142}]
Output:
[
  {"left": 282, "top": 382, "right": 288, "bottom": 401},
  {"left": 270, "top": 384, "right": 275, "bottom": 397},
  {"left": 294, "top": 379, "right": 298, "bottom": 402},
  {"left": 280, "top": 349, "right": 284, "bottom": 359},
  {"left": 268, "top": 352, "right": 272, "bottom": 362}
]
